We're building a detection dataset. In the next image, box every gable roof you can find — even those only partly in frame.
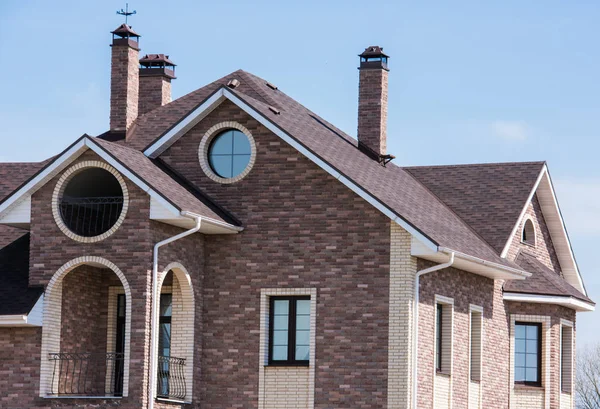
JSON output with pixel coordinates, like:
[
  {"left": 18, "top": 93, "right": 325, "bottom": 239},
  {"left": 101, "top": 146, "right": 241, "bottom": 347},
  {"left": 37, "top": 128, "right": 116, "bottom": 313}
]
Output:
[
  {"left": 0, "top": 136, "right": 242, "bottom": 233},
  {"left": 0, "top": 234, "right": 43, "bottom": 316},
  {"left": 129, "top": 70, "right": 527, "bottom": 276},
  {"left": 405, "top": 162, "right": 545, "bottom": 254}
]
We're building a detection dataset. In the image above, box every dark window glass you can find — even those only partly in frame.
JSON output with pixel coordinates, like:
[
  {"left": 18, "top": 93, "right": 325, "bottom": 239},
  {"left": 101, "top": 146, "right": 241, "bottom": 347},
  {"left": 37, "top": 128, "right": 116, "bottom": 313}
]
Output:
[
  {"left": 269, "top": 296, "right": 310, "bottom": 366},
  {"left": 515, "top": 322, "right": 542, "bottom": 386},
  {"left": 436, "top": 304, "right": 443, "bottom": 372},
  {"left": 207, "top": 130, "right": 252, "bottom": 178},
  {"left": 158, "top": 293, "right": 172, "bottom": 397}
]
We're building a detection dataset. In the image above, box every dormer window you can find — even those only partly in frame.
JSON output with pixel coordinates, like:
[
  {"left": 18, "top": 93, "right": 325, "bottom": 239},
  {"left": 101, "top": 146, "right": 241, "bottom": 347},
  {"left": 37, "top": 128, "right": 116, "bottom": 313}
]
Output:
[{"left": 522, "top": 218, "right": 536, "bottom": 246}]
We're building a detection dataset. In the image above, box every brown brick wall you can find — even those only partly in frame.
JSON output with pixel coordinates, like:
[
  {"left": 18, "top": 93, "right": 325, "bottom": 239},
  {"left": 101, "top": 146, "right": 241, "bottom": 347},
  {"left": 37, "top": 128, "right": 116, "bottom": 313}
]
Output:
[
  {"left": 110, "top": 41, "right": 139, "bottom": 131},
  {"left": 507, "top": 194, "right": 562, "bottom": 273},
  {"left": 417, "top": 261, "right": 509, "bottom": 409},
  {"left": 139, "top": 75, "right": 172, "bottom": 115},
  {"left": 160, "top": 99, "right": 392, "bottom": 408},
  {"left": 506, "top": 302, "right": 576, "bottom": 409},
  {"left": 357, "top": 68, "right": 388, "bottom": 155},
  {"left": 28, "top": 150, "right": 155, "bottom": 408}
]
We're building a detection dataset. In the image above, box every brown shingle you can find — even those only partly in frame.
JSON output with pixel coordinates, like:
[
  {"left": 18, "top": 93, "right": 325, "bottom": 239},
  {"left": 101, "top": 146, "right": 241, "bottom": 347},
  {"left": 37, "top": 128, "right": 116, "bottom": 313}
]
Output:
[{"left": 506, "top": 252, "right": 592, "bottom": 303}]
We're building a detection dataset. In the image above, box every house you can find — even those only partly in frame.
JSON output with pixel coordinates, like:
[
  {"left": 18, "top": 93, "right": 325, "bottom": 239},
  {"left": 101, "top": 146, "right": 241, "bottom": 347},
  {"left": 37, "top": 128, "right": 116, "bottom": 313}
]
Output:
[{"left": 0, "top": 24, "right": 594, "bottom": 409}]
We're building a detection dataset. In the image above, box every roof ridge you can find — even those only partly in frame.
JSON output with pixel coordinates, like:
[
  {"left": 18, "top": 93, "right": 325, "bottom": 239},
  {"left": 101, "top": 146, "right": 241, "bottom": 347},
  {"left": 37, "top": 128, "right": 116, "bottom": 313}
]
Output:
[
  {"left": 403, "top": 167, "right": 507, "bottom": 256},
  {"left": 237, "top": 70, "right": 282, "bottom": 110},
  {"left": 403, "top": 160, "right": 546, "bottom": 170}
]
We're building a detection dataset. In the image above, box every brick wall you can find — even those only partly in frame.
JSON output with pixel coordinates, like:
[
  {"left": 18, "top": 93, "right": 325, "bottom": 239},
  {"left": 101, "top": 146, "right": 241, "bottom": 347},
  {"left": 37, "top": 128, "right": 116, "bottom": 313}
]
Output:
[
  {"left": 110, "top": 41, "right": 139, "bottom": 131},
  {"left": 357, "top": 67, "right": 388, "bottom": 155},
  {"left": 139, "top": 75, "right": 171, "bottom": 115},
  {"left": 27, "top": 150, "right": 155, "bottom": 408},
  {"left": 506, "top": 194, "right": 562, "bottom": 273},
  {"left": 417, "top": 262, "right": 509, "bottom": 409},
  {"left": 160, "top": 99, "right": 391, "bottom": 409}
]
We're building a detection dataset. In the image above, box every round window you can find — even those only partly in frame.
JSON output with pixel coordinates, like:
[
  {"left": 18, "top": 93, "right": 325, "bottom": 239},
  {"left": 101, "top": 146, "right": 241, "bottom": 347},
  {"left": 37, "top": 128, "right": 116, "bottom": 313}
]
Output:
[
  {"left": 59, "top": 168, "right": 124, "bottom": 237},
  {"left": 207, "top": 129, "right": 252, "bottom": 179}
]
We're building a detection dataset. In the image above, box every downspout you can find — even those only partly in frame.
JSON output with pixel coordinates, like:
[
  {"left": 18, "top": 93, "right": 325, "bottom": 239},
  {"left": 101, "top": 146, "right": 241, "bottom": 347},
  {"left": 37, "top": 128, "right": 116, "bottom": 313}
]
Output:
[
  {"left": 148, "top": 211, "right": 202, "bottom": 409},
  {"left": 412, "top": 251, "right": 455, "bottom": 409}
]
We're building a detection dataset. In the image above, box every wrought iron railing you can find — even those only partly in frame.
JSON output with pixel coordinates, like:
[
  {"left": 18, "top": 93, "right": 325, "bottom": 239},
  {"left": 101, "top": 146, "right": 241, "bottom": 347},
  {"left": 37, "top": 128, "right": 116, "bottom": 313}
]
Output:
[
  {"left": 59, "top": 196, "right": 124, "bottom": 237},
  {"left": 48, "top": 352, "right": 124, "bottom": 396},
  {"left": 157, "top": 355, "right": 187, "bottom": 401}
]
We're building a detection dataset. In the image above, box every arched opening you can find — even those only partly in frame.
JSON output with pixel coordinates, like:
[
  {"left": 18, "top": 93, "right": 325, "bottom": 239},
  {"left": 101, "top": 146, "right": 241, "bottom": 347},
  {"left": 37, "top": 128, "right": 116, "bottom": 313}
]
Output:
[
  {"left": 40, "top": 257, "right": 131, "bottom": 398},
  {"left": 59, "top": 168, "right": 124, "bottom": 237},
  {"left": 522, "top": 218, "right": 536, "bottom": 246},
  {"left": 155, "top": 262, "right": 195, "bottom": 402}
]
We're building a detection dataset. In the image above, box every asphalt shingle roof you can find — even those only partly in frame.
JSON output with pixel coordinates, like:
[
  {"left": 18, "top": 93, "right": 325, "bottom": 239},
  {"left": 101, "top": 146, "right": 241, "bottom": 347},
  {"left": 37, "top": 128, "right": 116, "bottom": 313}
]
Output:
[
  {"left": 507, "top": 252, "right": 592, "bottom": 304},
  {"left": 405, "top": 162, "right": 545, "bottom": 253}
]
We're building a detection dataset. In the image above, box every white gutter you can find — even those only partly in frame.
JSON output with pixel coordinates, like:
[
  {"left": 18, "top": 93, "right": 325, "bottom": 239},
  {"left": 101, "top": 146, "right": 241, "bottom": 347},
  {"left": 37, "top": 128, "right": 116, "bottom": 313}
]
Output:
[
  {"left": 148, "top": 211, "right": 202, "bottom": 409},
  {"left": 503, "top": 292, "right": 595, "bottom": 312},
  {"left": 412, "top": 251, "right": 455, "bottom": 409},
  {"left": 438, "top": 247, "right": 531, "bottom": 278}
]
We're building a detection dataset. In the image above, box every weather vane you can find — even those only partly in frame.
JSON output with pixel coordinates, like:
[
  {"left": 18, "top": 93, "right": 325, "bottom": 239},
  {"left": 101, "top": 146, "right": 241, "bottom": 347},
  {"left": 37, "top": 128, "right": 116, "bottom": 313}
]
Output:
[{"left": 117, "top": 3, "right": 137, "bottom": 25}]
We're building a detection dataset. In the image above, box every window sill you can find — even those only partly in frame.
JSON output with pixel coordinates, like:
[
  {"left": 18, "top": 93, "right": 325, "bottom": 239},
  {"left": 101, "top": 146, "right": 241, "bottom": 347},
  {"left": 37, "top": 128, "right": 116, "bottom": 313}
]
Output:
[
  {"left": 156, "top": 397, "right": 191, "bottom": 404},
  {"left": 44, "top": 395, "right": 123, "bottom": 399},
  {"left": 520, "top": 241, "right": 536, "bottom": 248},
  {"left": 436, "top": 370, "right": 451, "bottom": 378},
  {"left": 514, "top": 383, "right": 543, "bottom": 390},
  {"left": 561, "top": 390, "right": 572, "bottom": 395},
  {"left": 265, "top": 362, "right": 310, "bottom": 368}
]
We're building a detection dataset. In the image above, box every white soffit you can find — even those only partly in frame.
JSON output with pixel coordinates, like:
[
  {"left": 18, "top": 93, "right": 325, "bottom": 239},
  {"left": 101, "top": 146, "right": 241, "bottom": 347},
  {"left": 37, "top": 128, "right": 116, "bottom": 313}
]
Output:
[
  {"left": 0, "top": 295, "right": 44, "bottom": 327},
  {"left": 0, "top": 195, "right": 31, "bottom": 227},
  {"left": 143, "top": 87, "right": 439, "bottom": 252},
  {"left": 500, "top": 166, "right": 585, "bottom": 295}
]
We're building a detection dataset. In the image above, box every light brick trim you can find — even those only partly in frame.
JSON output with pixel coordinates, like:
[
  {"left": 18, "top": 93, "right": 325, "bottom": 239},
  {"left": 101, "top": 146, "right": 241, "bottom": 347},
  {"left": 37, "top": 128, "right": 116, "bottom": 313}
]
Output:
[
  {"left": 40, "top": 256, "right": 132, "bottom": 398},
  {"left": 156, "top": 262, "right": 195, "bottom": 402},
  {"left": 52, "top": 160, "right": 130, "bottom": 243},
  {"left": 509, "top": 314, "right": 551, "bottom": 409},
  {"left": 559, "top": 319, "right": 574, "bottom": 408},
  {"left": 198, "top": 121, "right": 257, "bottom": 184},
  {"left": 388, "top": 223, "right": 416, "bottom": 409},
  {"left": 258, "top": 288, "right": 317, "bottom": 409},
  {"left": 469, "top": 304, "right": 484, "bottom": 409},
  {"left": 434, "top": 294, "right": 454, "bottom": 409}
]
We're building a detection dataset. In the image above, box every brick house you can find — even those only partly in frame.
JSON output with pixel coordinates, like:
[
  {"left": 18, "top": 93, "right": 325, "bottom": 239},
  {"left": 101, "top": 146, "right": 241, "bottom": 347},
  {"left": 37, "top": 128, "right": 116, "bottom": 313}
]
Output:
[{"left": 0, "top": 24, "right": 594, "bottom": 409}]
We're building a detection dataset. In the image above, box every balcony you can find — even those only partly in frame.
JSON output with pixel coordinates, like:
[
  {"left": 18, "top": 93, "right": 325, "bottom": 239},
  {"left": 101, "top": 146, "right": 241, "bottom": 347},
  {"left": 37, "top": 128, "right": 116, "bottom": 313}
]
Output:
[
  {"left": 48, "top": 352, "right": 124, "bottom": 397},
  {"left": 59, "top": 196, "right": 124, "bottom": 237},
  {"left": 157, "top": 355, "right": 187, "bottom": 401}
]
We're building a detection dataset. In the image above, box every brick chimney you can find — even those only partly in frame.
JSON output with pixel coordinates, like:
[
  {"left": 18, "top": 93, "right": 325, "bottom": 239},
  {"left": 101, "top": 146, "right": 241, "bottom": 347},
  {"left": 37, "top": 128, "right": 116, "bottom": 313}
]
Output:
[
  {"left": 110, "top": 24, "right": 141, "bottom": 132},
  {"left": 357, "top": 46, "right": 389, "bottom": 156},
  {"left": 139, "top": 54, "right": 176, "bottom": 115}
]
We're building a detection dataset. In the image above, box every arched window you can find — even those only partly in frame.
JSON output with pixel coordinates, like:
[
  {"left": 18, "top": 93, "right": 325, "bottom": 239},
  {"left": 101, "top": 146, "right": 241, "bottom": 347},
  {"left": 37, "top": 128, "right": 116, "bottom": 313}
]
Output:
[{"left": 522, "top": 218, "right": 536, "bottom": 246}]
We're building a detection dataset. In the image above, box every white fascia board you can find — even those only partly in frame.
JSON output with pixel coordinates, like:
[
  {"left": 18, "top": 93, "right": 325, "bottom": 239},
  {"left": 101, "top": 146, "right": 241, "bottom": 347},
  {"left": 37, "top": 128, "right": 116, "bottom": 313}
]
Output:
[
  {"left": 144, "top": 89, "right": 226, "bottom": 157},
  {"left": 500, "top": 165, "right": 547, "bottom": 258},
  {"left": 0, "top": 139, "right": 87, "bottom": 218},
  {"left": 503, "top": 292, "right": 595, "bottom": 312}
]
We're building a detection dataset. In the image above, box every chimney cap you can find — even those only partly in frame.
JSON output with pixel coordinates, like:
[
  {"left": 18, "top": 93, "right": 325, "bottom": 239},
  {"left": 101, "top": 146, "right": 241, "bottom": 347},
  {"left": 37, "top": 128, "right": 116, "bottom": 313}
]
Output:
[
  {"left": 111, "top": 23, "right": 141, "bottom": 39},
  {"left": 139, "top": 54, "right": 176, "bottom": 68},
  {"left": 359, "top": 46, "right": 389, "bottom": 59}
]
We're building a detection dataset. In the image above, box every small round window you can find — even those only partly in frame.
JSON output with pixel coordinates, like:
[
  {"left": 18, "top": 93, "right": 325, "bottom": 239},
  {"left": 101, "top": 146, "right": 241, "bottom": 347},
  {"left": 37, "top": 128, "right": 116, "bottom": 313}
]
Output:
[
  {"left": 59, "top": 168, "right": 124, "bottom": 237},
  {"left": 207, "top": 129, "right": 252, "bottom": 179}
]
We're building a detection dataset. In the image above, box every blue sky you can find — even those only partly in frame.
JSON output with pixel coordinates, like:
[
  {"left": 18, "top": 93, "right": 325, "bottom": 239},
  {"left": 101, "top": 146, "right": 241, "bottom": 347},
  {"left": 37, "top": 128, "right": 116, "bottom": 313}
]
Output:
[{"left": 1, "top": 1, "right": 599, "bottom": 345}]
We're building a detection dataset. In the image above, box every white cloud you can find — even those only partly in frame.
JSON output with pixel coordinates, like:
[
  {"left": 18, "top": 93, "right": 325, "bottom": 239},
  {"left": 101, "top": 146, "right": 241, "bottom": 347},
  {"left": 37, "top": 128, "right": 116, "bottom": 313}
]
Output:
[
  {"left": 554, "top": 180, "right": 600, "bottom": 236},
  {"left": 491, "top": 120, "right": 530, "bottom": 141}
]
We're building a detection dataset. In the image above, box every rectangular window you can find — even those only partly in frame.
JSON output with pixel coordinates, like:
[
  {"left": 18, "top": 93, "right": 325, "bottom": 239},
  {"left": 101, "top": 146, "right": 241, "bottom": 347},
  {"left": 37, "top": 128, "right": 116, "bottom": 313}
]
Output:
[
  {"left": 514, "top": 322, "right": 542, "bottom": 386},
  {"left": 436, "top": 304, "right": 443, "bottom": 372},
  {"left": 470, "top": 308, "right": 483, "bottom": 382},
  {"left": 269, "top": 296, "right": 310, "bottom": 366},
  {"left": 435, "top": 300, "right": 452, "bottom": 374},
  {"left": 157, "top": 293, "right": 172, "bottom": 398},
  {"left": 561, "top": 325, "right": 573, "bottom": 393}
]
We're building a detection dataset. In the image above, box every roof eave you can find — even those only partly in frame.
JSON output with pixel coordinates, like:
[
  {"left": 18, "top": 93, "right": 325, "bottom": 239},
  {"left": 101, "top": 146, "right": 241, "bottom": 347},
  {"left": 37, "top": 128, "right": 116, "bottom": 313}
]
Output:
[{"left": 503, "top": 292, "right": 595, "bottom": 312}]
